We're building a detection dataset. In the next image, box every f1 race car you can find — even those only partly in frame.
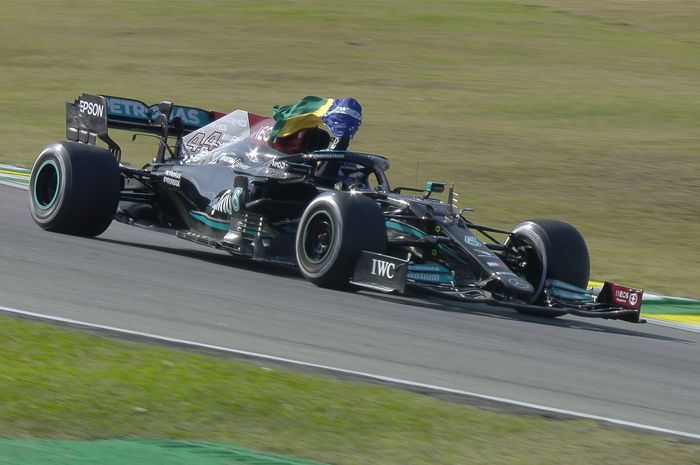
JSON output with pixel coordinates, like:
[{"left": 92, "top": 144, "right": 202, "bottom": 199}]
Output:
[{"left": 28, "top": 93, "right": 644, "bottom": 322}]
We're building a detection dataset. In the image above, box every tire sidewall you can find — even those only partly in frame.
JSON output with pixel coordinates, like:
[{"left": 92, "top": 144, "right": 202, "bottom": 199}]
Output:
[
  {"left": 295, "top": 191, "right": 387, "bottom": 287},
  {"left": 28, "top": 141, "right": 120, "bottom": 236},
  {"left": 296, "top": 195, "right": 345, "bottom": 279},
  {"left": 508, "top": 221, "right": 551, "bottom": 302},
  {"left": 507, "top": 219, "right": 590, "bottom": 304},
  {"left": 29, "top": 143, "right": 72, "bottom": 229}
]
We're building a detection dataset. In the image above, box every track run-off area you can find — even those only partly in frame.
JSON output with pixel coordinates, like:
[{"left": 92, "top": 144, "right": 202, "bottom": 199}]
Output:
[{"left": 1, "top": 180, "right": 699, "bottom": 439}]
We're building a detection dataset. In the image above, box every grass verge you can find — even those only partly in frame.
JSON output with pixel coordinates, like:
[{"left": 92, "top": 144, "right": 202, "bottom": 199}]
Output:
[{"left": 1, "top": 314, "right": 699, "bottom": 465}]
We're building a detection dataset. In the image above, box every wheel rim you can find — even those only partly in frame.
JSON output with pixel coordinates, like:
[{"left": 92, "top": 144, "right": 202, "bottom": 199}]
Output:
[
  {"left": 517, "top": 239, "right": 544, "bottom": 289},
  {"left": 33, "top": 159, "right": 60, "bottom": 211},
  {"left": 302, "top": 210, "right": 335, "bottom": 264},
  {"left": 506, "top": 233, "right": 546, "bottom": 303}
]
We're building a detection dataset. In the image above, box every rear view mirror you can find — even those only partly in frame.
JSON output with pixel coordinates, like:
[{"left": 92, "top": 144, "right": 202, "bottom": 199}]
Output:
[
  {"left": 157, "top": 101, "right": 173, "bottom": 119},
  {"left": 425, "top": 181, "right": 445, "bottom": 193}
]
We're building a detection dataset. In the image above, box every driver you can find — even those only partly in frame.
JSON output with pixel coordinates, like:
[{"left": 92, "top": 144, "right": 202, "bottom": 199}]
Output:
[{"left": 336, "top": 162, "right": 369, "bottom": 190}]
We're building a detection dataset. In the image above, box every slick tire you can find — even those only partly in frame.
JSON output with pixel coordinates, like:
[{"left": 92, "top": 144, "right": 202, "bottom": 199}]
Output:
[
  {"left": 506, "top": 219, "right": 590, "bottom": 310},
  {"left": 296, "top": 191, "right": 387, "bottom": 288},
  {"left": 29, "top": 141, "right": 121, "bottom": 237}
]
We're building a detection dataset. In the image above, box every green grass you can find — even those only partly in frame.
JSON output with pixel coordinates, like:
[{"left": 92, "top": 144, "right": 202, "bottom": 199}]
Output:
[
  {"left": 1, "top": 315, "right": 699, "bottom": 465},
  {"left": 0, "top": 0, "right": 698, "bottom": 297}
]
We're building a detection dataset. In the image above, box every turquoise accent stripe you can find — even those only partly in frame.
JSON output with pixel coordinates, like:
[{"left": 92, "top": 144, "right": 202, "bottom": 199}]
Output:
[
  {"left": 33, "top": 159, "right": 60, "bottom": 211},
  {"left": 188, "top": 212, "right": 273, "bottom": 239},
  {"left": 386, "top": 219, "right": 464, "bottom": 262},
  {"left": 241, "top": 228, "right": 273, "bottom": 239},
  {"left": 385, "top": 219, "right": 426, "bottom": 238},
  {"left": 189, "top": 212, "right": 229, "bottom": 231},
  {"left": 407, "top": 263, "right": 453, "bottom": 284}
]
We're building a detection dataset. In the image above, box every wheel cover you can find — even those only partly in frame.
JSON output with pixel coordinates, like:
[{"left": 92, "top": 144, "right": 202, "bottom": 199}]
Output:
[
  {"left": 33, "top": 159, "right": 61, "bottom": 211},
  {"left": 302, "top": 210, "right": 335, "bottom": 264}
]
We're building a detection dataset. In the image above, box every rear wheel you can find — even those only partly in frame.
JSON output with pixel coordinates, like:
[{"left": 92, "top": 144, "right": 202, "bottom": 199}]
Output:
[
  {"left": 505, "top": 219, "right": 590, "bottom": 313},
  {"left": 29, "top": 141, "right": 121, "bottom": 237},
  {"left": 296, "top": 191, "right": 386, "bottom": 288}
]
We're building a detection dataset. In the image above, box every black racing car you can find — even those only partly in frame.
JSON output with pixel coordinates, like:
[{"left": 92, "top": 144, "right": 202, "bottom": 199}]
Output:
[{"left": 28, "top": 93, "right": 644, "bottom": 322}]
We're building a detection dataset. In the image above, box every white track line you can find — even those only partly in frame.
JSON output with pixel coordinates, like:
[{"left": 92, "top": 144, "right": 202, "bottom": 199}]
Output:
[{"left": 1, "top": 304, "right": 698, "bottom": 441}]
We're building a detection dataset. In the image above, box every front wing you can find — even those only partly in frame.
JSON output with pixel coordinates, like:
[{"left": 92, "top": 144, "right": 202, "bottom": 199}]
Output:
[{"left": 351, "top": 252, "right": 644, "bottom": 323}]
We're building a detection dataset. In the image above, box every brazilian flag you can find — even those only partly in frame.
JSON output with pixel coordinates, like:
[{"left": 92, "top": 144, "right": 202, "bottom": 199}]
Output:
[{"left": 268, "top": 96, "right": 362, "bottom": 143}]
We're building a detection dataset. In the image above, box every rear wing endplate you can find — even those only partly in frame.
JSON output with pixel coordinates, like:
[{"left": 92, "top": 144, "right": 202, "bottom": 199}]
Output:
[{"left": 66, "top": 93, "right": 121, "bottom": 160}]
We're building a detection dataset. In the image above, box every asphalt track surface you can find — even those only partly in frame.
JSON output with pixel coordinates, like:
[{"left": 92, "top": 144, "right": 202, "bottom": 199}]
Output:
[{"left": 1, "top": 185, "right": 699, "bottom": 437}]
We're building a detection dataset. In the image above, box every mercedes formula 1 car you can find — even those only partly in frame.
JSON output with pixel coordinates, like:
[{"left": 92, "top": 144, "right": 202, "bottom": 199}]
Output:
[{"left": 28, "top": 93, "right": 644, "bottom": 322}]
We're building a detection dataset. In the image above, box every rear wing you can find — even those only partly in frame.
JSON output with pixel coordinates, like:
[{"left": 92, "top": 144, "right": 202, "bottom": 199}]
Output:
[
  {"left": 65, "top": 93, "right": 224, "bottom": 161},
  {"left": 101, "top": 95, "right": 222, "bottom": 133}
]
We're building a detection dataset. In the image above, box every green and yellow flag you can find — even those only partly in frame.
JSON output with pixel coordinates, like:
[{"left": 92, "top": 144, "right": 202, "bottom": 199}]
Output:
[{"left": 268, "top": 96, "right": 363, "bottom": 143}]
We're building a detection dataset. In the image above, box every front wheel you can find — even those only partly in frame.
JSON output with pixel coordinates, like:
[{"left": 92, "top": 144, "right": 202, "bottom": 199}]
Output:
[
  {"left": 505, "top": 219, "right": 590, "bottom": 310},
  {"left": 296, "top": 191, "right": 387, "bottom": 288}
]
